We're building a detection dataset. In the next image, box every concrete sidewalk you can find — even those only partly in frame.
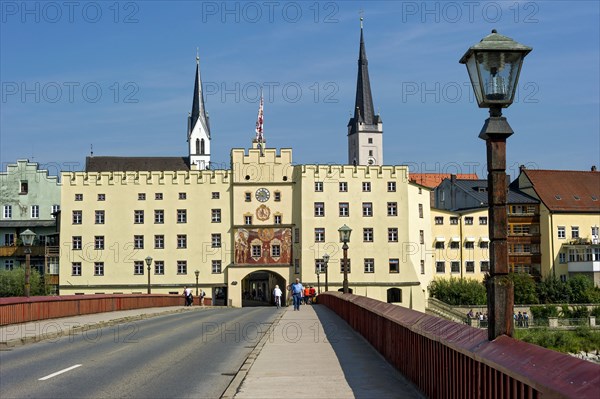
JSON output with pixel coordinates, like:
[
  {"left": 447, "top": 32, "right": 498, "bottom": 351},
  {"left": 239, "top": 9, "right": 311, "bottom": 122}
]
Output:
[
  {"left": 227, "top": 304, "right": 424, "bottom": 399},
  {"left": 0, "top": 305, "right": 205, "bottom": 348}
]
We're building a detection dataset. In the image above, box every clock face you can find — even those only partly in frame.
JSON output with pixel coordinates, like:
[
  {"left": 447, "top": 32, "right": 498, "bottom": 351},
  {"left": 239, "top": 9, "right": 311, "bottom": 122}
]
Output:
[{"left": 255, "top": 188, "right": 270, "bottom": 202}]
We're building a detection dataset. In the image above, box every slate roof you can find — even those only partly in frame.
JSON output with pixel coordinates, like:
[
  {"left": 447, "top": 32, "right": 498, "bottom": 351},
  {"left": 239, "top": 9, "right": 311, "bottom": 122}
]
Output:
[
  {"left": 410, "top": 173, "right": 478, "bottom": 189},
  {"left": 518, "top": 169, "right": 600, "bottom": 212},
  {"left": 453, "top": 179, "right": 539, "bottom": 206},
  {"left": 85, "top": 156, "right": 190, "bottom": 172}
]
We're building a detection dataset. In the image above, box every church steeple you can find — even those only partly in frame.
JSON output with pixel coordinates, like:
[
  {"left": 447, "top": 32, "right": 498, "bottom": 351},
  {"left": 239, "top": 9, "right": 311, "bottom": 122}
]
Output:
[
  {"left": 188, "top": 52, "right": 211, "bottom": 170},
  {"left": 347, "top": 18, "right": 383, "bottom": 166}
]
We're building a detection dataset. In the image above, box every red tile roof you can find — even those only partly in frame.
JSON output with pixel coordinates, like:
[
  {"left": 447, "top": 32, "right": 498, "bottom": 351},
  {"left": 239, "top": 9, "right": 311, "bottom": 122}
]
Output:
[
  {"left": 409, "top": 173, "right": 478, "bottom": 189},
  {"left": 521, "top": 169, "right": 600, "bottom": 212}
]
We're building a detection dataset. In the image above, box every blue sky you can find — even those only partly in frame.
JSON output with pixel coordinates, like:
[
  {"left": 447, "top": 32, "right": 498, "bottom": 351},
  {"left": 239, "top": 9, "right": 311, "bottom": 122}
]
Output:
[{"left": 1, "top": 1, "right": 598, "bottom": 179}]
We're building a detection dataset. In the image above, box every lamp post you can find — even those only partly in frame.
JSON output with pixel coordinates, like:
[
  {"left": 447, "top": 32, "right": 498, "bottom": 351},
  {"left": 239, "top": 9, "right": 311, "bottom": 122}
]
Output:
[
  {"left": 195, "top": 269, "right": 200, "bottom": 298},
  {"left": 323, "top": 253, "right": 329, "bottom": 292},
  {"left": 315, "top": 264, "right": 321, "bottom": 294},
  {"left": 460, "top": 29, "right": 532, "bottom": 340},
  {"left": 145, "top": 256, "right": 153, "bottom": 294},
  {"left": 20, "top": 229, "right": 36, "bottom": 298},
  {"left": 338, "top": 225, "right": 352, "bottom": 294}
]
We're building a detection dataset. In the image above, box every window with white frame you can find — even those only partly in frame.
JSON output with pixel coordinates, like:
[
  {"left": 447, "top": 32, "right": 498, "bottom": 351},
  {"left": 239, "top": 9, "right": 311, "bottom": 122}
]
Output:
[
  {"left": 245, "top": 192, "right": 251, "bottom": 202},
  {"left": 272, "top": 244, "right": 281, "bottom": 257},
  {"left": 75, "top": 193, "right": 83, "bottom": 201},
  {"left": 314, "top": 202, "right": 325, "bottom": 217},
  {"left": 94, "top": 262, "right": 104, "bottom": 276},
  {"left": 51, "top": 204, "right": 60, "bottom": 217},
  {"left": 450, "top": 217, "right": 458, "bottom": 225},
  {"left": 315, "top": 181, "right": 323, "bottom": 192},
  {"left": 464, "top": 217, "right": 474, "bottom": 225},
  {"left": 387, "top": 181, "right": 396, "bottom": 192},
  {"left": 2, "top": 205, "right": 12, "bottom": 219},
  {"left": 252, "top": 245, "right": 261, "bottom": 258},
  {"left": 177, "top": 260, "right": 187, "bottom": 274},
  {"left": 138, "top": 193, "right": 146, "bottom": 201},
  {"left": 177, "top": 209, "right": 187, "bottom": 223},
  {"left": 177, "top": 234, "right": 187, "bottom": 249},
  {"left": 362, "top": 182, "right": 371, "bottom": 192},
  {"left": 211, "top": 192, "right": 219, "bottom": 199},
  {"left": 155, "top": 235, "right": 164, "bottom": 249},
  {"left": 450, "top": 241, "right": 460, "bottom": 249},
  {"left": 212, "top": 233, "right": 221, "bottom": 248},
  {"left": 387, "top": 202, "right": 397, "bottom": 216},
  {"left": 94, "top": 236, "right": 104, "bottom": 250},
  {"left": 451, "top": 261, "right": 460, "bottom": 273},
  {"left": 274, "top": 191, "right": 281, "bottom": 201},
  {"left": 274, "top": 214, "right": 282, "bottom": 224},
  {"left": 363, "top": 228, "right": 373, "bottom": 242},
  {"left": 245, "top": 215, "right": 252, "bottom": 225},
  {"left": 212, "top": 260, "right": 222, "bottom": 273},
  {"left": 339, "top": 202, "right": 349, "bottom": 217},
  {"left": 465, "top": 241, "right": 475, "bottom": 249},
  {"left": 95, "top": 210, "right": 105, "bottom": 224},
  {"left": 362, "top": 202, "right": 373, "bottom": 217},
  {"left": 558, "top": 226, "right": 566, "bottom": 239},
  {"left": 480, "top": 261, "right": 489, "bottom": 272},
  {"left": 30, "top": 205, "right": 39, "bottom": 218},
  {"left": 480, "top": 241, "right": 489, "bottom": 249},
  {"left": 212, "top": 209, "right": 221, "bottom": 223},
  {"left": 434, "top": 216, "right": 444, "bottom": 225},
  {"left": 559, "top": 253, "right": 566, "bottom": 263},
  {"left": 389, "top": 259, "right": 399, "bottom": 273},
  {"left": 134, "top": 210, "right": 144, "bottom": 224},
  {"left": 134, "top": 235, "right": 144, "bottom": 249},
  {"left": 315, "top": 259, "right": 326, "bottom": 274},
  {"left": 388, "top": 228, "right": 398, "bottom": 242},
  {"left": 466, "top": 261, "right": 475, "bottom": 273},
  {"left": 155, "top": 210, "right": 164, "bottom": 224},
  {"left": 571, "top": 226, "right": 579, "bottom": 238},
  {"left": 479, "top": 216, "right": 488, "bottom": 225},
  {"left": 98, "top": 194, "right": 106, "bottom": 201},
  {"left": 72, "top": 262, "right": 82, "bottom": 276},
  {"left": 155, "top": 193, "right": 163, "bottom": 200},
  {"left": 155, "top": 261, "right": 164, "bottom": 275},
  {"left": 72, "top": 236, "right": 82, "bottom": 250},
  {"left": 364, "top": 258, "right": 375, "bottom": 273},
  {"left": 436, "top": 262, "right": 445, "bottom": 273},
  {"left": 72, "top": 210, "right": 82, "bottom": 224},
  {"left": 179, "top": 192, "right": 187, "bottom": 200},
  {"left": 315, "top": 228, "right": 325, "bottom": 242},
  {"left": 435, "top": 241, "right": 445, "bottom": 249},
  {"left": 134, "top": 261, "right": 144, "bottom": 275},
  {"left": 418, "top": 204, "right": 423, "bottom": 218},
  {"left": 339, "top": 182, "right": 348, "bottom": 192}
]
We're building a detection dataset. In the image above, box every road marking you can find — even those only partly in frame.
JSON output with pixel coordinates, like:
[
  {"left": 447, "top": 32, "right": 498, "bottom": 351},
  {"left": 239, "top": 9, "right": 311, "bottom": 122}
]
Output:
[{"left": 39, "top": 364, "right": 82, "bottom": 381}]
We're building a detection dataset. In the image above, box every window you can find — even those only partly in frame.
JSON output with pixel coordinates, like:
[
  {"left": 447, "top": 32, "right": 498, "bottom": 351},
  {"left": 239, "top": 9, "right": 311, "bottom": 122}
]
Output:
[
  {"left": 72, "top": 210, "right": 82, "bottom": 224},
  {"left": 339, "top": 182, "right": 348, "bottom": 192},
  {"left": 363, "top": 228, "right": 373, "bottom": 242},
  {"left": 315, "top": 259, "right": 326, "bottom": 274},
  {"left": 212, "top": 233, "right": 221, "bottom": 248},
  {"left": 418, "top": 204, "right": 423, "bottom": 218},
  {"left": 212, "top": 209, "right": 221, "bottom": 223},
  {"left": 464, "top": 217, "right": 474, "bottom": 225},
  {"left": 593, "top": 226, "right": 599, "bottom": 237},
  {"left": 75, "top": 194, "right": 83, "bottom": 201},
  {"left": 465, "top": 241, "right": 475, "bottom": 249},
  {"left": 368, "top": 138, "right": 373, "bottom": 144},
  {"left": 212, "top": 192, "right": 220, "bottom": 199},
  {"left": 315, "top": 182, "right": 323, "bottom": 192},
  {"left": 274, "top": 215, "right": 282, "bottom": 224},
  {"left": 252, "top": 245, "right": 261, "bottom": 257},
  {"left": 339, "top": 202, "right": 349, "bottom": 217},
  {"left": 571, "top": 226, "right": 579, "bottom": 239},
  {"left": 98, "top": 194, "right": 106, "bottom": 201},
  {"left": 20, "top": 181, "right": 28, "bottom": 194},
  {"left": 155, "top": 193, "right": 163, "bottom": 200},
  {"left": 435, "top": 216, "right": 444, "bottom": 225},
  {"left": 155, "top": 210, "right": 164, "bottom": 224},
  {"left": 466, "top": 261, "right": 475, "bottom": 273},
  {"left": 558, "top": 226, "right": 566, "bottom": 239},
  {"left": 364, "top": 258, "right": 375, "bottom": 273},
  {"left": 314, "top": 202, "right": 325, "bottom": 217},
  {"left": 559, "top": 253, "right": 566, "bottom": 263},
  {"left": 451, "top": 261, "right": 460, "bottom": 273},
  {"left": 134, "top": 235, "right": 144, "bottom": 249},
  {"left": 362, "top": 202, "right": 373, "bottom": 217},
  {"left": 388, "top": 181, "right": 396, "bottom": 192},
  {"left": 134, "top": 210, "right": 144, "bottom": 224},
  {"left": 480, "top": 241, "right": 489, "bottom": 249},
  {"left": 94, "top": 262, "right": 104, "bottom": 276},
  {"left": 2, "top": 205, "right": 12, "bottom": 219},
  {"left": 272, "top": 245, "right": 281, "bottom": 257},
  {"left": 315, "top": 228, "right": 325, "bottom": 242},
  {"left": 177, "top": 235, "right": 187, "bottom": 249},
  {"left": 72, "top": 262, "right": 82, "bottom": 276},
  {"left": 30, "top": 205, "right": 39, "bottom": 218},
  {"left": 134, "top": 261, "right": 144, "bottom": 275},
  {"left": 420, "top": 260, "right": 425, "bottom": 274},
  {"left": 95, "top": 210, "right": 105, "bottom": 224},
  {"left": 155, "top": 235, "right": 164, "bottom": 249},
  {"left": 177, "top": 260, "right": 187, "bottom": 274},
  {"left": 340, "top": 259, "right": 351, "bottom": 273},
  {"left": 274, "top": 191, "right": 281, "bottom": 201},
  {"left": 3, "top": 233, "right": 14, "bottom": 246},
  {"left": 435, "top": 241, "right": 445, "bottom": 249},
  {"left": 450, "top": 241, "right": 460, "bottom": 249},
  {"left": 245, "top": 215, "right": 252, "bottom": 225},
  {"left": 245, "top": 192, "right": 252, "bottom": 202},
  {"left": 419, "top": 230, "right": 424, "bottom": 244},
  {"left": 450, "top": 217, "right": 458, "bottom": 225},
  {"left": 212, "top": 260, "right": 222, "bottom": 274},
  {"left": 294, "top": 228, "right": 300, "bottom": 244},
  {"left": 388, "top": 228, "right": 398, "bottom": 242},
  {"left": 177, "top": 209, "right": 187, "bottom": 223},
  {"left": 138, "top": 193, "right": 146, "bottom": 200},
  {"left": 389, "top": 259, "right": 399, "bottom": 273},
  {"left": 480, "top": 261, "right": 490, "bottom": 272},
  {"left": 479, "top": 217, "right": 488, "bottom": 225},
  {"left": 362, "top": 182, "right": 371, "bottom": 192},
  {"left": 512, "top": 224, "right": 531, "bottom": 235},
  {"left": 72, "top": 236, "right": 82, "bottom": 250},
  {"left": 387, "top": 202, "right": 397, "bottom": 216},
  {"left": 436, "top": 262, "right": 445, "bottom": 273},
  {"left": 51, "top": 204, "right": 60, "bottom": 217},
  {"left": 294, "top": 259, "right": 300, "bottom": 274},
  {"left": 155, "top": 261, "right": 164, "bottom": 275},
  {"left": 94, "top": 236, "right": 104, "bottom": 250},
  {"left": 179, "top": 192, "right": 187, "bottom": 200}
]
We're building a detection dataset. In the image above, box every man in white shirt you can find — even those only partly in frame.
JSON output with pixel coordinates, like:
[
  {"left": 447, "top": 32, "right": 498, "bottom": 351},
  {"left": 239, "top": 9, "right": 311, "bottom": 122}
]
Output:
[{"left": 273, "top": 285, "right": 282, "bottom": 308}]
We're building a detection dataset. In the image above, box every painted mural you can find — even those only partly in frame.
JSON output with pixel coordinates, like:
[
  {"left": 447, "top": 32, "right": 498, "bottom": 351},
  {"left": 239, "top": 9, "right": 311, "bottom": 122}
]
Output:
[{"left": 234, "top": 227, "right": 292, "bottom": 265}]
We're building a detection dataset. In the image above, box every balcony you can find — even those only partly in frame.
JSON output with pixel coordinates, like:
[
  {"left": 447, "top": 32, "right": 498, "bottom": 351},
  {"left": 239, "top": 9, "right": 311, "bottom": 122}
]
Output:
[
  {"left": 0, "top": 245, "right": 46, "bottom": 257},
  {"left": 568, "top": 261, "right": 600, "bottom": 273}
]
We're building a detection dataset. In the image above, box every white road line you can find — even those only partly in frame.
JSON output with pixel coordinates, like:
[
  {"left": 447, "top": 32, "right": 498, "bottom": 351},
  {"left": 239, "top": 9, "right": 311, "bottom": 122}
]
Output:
[{"left": 38, "top": 364, "right": 82, "bottom": 381}]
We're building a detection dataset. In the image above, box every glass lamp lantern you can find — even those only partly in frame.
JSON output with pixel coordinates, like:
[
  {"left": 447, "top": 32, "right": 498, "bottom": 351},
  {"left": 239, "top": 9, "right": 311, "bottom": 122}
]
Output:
[
  {"left": 338, "top": 224, "right": 352, "bottom": 244},
  {"left": 20, "top": 229, "right": 36, "bottom": 246}
]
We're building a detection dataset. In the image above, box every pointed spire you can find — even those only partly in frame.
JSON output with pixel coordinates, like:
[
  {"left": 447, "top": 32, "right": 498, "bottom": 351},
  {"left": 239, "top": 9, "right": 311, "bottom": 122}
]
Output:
[
  {"left": 190, "top": 51, "right": 210, "bottom": 137},
  {"left": 353, "top": 17, "right": 376, "bottom": 125}
]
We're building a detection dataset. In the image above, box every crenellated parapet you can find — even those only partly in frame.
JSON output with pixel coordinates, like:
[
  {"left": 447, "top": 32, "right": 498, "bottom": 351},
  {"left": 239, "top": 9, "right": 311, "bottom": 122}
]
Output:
[
  {"left": 231, "top": 147, "right": 293, "bottom": 184},
  {"left": 61, "top": 169, "right": 230, "bottom": 186},
  {"left": 300, "top": 164, "right": 409, "bottom": 181}
]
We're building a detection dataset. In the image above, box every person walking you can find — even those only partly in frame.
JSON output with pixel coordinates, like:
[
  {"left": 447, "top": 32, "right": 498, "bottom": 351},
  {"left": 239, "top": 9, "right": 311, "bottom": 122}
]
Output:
[
  {"left": 291, "top": 278, "right": 303, "bottom": 311},
  {"left": 273, "top": 285, "right": 282, "bottom": 309},
  {"left": 183, "top": 286, "right": 192, "bottom": 306}
]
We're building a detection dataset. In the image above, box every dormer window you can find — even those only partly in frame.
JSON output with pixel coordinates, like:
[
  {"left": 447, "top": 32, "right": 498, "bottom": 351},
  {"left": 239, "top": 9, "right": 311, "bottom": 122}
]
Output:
[{"left": 555, "top": 195, "right": 562, "bottom": 200}]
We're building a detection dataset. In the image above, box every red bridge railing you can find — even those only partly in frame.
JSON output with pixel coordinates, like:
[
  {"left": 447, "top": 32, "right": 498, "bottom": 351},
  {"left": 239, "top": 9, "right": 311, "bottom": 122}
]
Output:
[
  {"left": 0, "top": 295, "right": 211, "bottom": 326},
  {"left": 319, "top": 292, "right": 600, "bottom": 399}
]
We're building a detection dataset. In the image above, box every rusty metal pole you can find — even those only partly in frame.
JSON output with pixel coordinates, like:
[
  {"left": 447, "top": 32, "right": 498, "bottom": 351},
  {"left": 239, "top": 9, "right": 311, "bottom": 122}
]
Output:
[
  {"left": 481, "top": 105, "right": 514, "bottom": 340},
  {"left": 342, "top": 243, "right": 349, "bottom": 294},
  {"left": 24, "top": 249, "right": 31, "bottom": 297}
]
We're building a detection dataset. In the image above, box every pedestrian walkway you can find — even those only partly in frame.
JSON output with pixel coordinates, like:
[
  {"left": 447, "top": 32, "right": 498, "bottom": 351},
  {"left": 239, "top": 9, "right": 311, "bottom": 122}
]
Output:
[
  {"left": 228, "top": 304, "right": 424, "bottom": 399},
  {"left": 0, "top": 305, "right": 201, "bottom": 348}
]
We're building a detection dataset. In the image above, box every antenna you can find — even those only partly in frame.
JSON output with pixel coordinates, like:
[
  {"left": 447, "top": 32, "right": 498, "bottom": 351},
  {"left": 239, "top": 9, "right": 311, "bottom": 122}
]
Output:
[
  {"left": 359, "top": 10, "right": 364, "bottom": 28},
  {"left": 90, "top": 144, "right": 94, "bottom": 157},
  {"left": 196, "top": 47, "right": 199, "bottom": 63}
]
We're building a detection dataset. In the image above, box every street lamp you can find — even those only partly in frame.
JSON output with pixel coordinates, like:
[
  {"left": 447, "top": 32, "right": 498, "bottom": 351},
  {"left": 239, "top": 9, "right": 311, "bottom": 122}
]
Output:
[
  {"left": 323, "top": 253, "right": 329, "bottom": 292},
  {"left": 145, "top": 256, "right": 153, "bottom": 294},
  {"left": 315, "top": 263, "right": 321, "bottom": 294},
  {"left": 195, "top": 269, "right": 200, "bottom": 299},
  {"left": 20, "top": 229, "right": 36, "bottom": 298},
  {"left": 460, "top": 29, "right": 532, "bottom": 340},
  {"left": 338, "top": 224, "right": 352, "bottom": 294}
]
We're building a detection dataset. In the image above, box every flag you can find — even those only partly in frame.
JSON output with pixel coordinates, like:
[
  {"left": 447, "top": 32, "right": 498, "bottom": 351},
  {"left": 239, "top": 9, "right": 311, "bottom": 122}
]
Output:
[{"left": 255, "top": 89, "right": 264, "bottom": 142}]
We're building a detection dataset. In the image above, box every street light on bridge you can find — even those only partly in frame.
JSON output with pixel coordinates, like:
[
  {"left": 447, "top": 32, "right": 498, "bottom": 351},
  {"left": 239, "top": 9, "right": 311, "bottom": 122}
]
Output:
[
  {"left": 145, "top": 256, "right": 153, "bottom": 294},
  {"left": 460, "top": 29, "right": 532, "bottom": 340},
  {"left": 338, "top": 224, "right": 352, "bottom": 294},
  {"left": 20, "top": 229, "right": 36, "bottom": 298},
  {"left": 323, "top": 253, "right": 330, "bottom": 292}
]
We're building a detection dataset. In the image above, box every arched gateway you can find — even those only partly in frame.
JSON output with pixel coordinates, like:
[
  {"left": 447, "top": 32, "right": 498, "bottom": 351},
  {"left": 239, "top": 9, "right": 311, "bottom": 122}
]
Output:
[{"left": 241, "top": 270, "right": 287, "bottom": 307}]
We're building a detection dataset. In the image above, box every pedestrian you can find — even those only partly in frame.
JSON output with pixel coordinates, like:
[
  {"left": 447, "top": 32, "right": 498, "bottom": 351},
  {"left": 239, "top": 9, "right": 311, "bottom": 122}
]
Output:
[
  {"left": 309, "top": 286, "right": 316, "bottom": 303},
  {"left": 200, "top": 289, "right": 206, "bottom": 306},
  {"left": 273, "top": 285, "right": 282, "bottom": 309},
  {"left": 183, "top": 286, "right": 192, "bottom": 306},
  {"left": 517, "top": 311, "right": 523, "bottom": 327},
  {"left": 291, "top": 278, "right": 303, "bottom": 311},
  {"left": 304, "top": 286, "right": 311, "bottom": 305},
  {"left": 523, "top": 311, "right": 529, "bottom": 328}
]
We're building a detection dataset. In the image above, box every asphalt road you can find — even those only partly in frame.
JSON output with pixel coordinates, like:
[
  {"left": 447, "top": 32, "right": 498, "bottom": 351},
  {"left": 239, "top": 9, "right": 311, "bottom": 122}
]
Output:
[{"left": 0, "top": 307, "right": 280, "bottom": 399}]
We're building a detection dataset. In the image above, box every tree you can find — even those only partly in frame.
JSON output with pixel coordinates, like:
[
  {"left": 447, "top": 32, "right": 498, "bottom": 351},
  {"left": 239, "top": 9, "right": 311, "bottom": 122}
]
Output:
[
  {"left": 509, "top": 273, "right": 538, "bottom": 304},
  {"left": 428, "top": 277, "right": 486, "bottom": 305},
  {"left": 0, "top": 267, "right": 46, "bottom": 297}
]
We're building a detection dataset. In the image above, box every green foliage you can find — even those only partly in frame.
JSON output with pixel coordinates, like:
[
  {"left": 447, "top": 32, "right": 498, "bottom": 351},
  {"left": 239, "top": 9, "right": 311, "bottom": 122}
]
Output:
[
  {"left": 515, "top": 326, "right": 600, "bottom": 354},
  {"left": 530, "top": 305, "right": 559, "bottom": 321},
  {"left": 428, "top": 277, "right": 486, "bottom": 306},
  {"left": 0, "top": 267, "right": 46, "bottom": 297},
  {"left": 537, "top": 275, "right": 600, "bottom": 304},
  {"left": 561, "top": 305, "right": 590, "bottom": 319},
  {"left": 591, "top": 306, "right": 600, "bottom": 318},
  {"left": 537, "top": 276, "right": 569, "bottom": 304},
  {"left": 509, "top": 273, "right": 538, "bottom": 304}
]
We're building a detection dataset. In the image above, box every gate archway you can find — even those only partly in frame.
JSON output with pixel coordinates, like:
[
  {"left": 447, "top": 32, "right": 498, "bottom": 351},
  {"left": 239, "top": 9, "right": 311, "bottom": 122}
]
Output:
[{"left": 241, "top": 270, "right": 287, "bottom": 307}]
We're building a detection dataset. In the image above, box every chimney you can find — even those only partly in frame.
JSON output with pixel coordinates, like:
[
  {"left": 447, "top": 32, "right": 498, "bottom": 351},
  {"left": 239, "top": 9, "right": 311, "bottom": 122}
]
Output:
[
  {"left": 592, "top": 165, "right": 597, "bottom": 172},
  {"left": 519, "top": 164, "right": 526, "bottom": 172}
]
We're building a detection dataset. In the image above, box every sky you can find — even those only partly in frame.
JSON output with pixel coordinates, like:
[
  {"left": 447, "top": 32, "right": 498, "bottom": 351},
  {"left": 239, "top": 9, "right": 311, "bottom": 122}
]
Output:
[{"left": 1, "top": 1, "right": 599, "bottom": 180}]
